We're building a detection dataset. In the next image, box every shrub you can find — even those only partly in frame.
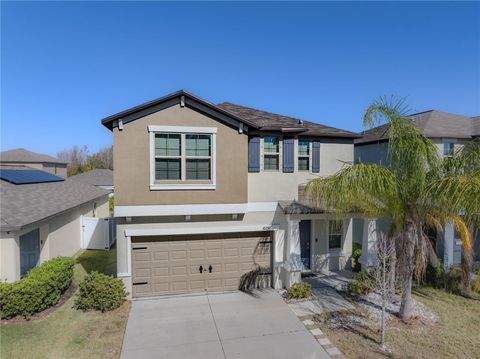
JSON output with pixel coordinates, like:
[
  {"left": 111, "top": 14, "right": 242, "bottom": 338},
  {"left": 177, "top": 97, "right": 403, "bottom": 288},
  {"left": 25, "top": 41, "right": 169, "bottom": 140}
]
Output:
[
  {"left": 74, "top": 271, "right": 127, "bottom": 312},
  {"left": 425, "top": 262, "right": 463, "bottom": 295},
  {"left": 472, "top": 276, "right": 480, "bottom": 294},
  {"left": 352, "top": 243, "right": 362, "bottom": 272},
  {"left": 0, "top": 257, "right": 75, "bottom": 319},
  {"left": 287, "top": 282, "right": 312, "bottom": 299},
  {"left": 443, "top": 267, "right": 463, "bottom": 294},
  {"left": 349, "top": 271, "right": 374, "bottom": 295},
  {"left": 425, "top": 262, "right": 445, "bottom": 288}
]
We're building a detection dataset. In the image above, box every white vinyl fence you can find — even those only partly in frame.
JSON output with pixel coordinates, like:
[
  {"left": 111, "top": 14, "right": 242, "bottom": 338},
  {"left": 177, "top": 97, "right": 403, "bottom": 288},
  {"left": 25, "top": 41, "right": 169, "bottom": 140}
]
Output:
[{"left": 81, "top": 216, "right": 114, "bottom": 250}]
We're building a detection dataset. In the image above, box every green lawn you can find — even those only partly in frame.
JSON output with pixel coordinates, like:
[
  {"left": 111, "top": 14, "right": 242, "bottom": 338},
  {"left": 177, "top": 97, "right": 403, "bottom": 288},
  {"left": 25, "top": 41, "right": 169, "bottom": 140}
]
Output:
[
  {"left": 0, "top": 248, "right": 130, "bottom": 359},
  {"left": 316, "top": 286, "right": 480, "bottom": 359}
]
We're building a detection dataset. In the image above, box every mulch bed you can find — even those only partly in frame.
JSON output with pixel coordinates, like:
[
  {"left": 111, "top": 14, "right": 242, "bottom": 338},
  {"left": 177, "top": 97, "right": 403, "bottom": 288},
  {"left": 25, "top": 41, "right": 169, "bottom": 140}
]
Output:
[{"left": 1, "top": 284, "right": 77, "bottom": 324}]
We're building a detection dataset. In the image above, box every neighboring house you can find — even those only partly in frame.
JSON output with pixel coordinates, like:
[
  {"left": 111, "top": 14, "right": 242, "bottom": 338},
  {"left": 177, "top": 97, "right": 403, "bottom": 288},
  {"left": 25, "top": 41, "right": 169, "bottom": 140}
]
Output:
[
  {"left": 102, "top": 89, "right": 360, "bottom": 298},
  {"left": 0, "top": 166, "right": 110, "bottom": 282},
  {"left": 353, "top": 110, "right": 480, "bottom": 267},
  {"left": 0, "top": 148, "right": 68, "bottom": 177},
  {"left": 71, "top": 169, "right": 114, "bottom": 191}
]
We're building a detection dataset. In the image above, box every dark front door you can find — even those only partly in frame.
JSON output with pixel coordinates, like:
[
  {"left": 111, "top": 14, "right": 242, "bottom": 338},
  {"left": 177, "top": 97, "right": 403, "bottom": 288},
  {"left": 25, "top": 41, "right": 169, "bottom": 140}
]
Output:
[
  {"left": 299, "top": 220, "right": 311, "bottom": 270},
  {"left": 20, "top": 229, "right": 40, "bottom": 276}
]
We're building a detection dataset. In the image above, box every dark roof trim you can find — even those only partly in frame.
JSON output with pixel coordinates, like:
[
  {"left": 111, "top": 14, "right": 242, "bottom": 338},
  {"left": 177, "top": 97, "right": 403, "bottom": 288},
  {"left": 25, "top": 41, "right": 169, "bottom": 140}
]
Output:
[{"left": 101, "top": 90, "right": 258, "bottom": 131}]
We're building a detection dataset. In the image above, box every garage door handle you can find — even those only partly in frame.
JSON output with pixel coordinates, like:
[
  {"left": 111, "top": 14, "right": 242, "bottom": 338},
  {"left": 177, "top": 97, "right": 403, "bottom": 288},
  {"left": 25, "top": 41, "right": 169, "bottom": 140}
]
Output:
[
  {"left": 208, "top": 265, "right": 213, "bottom": 273},
  {"left": 199, "top": 265, "right": 204, "bottom": 273}
]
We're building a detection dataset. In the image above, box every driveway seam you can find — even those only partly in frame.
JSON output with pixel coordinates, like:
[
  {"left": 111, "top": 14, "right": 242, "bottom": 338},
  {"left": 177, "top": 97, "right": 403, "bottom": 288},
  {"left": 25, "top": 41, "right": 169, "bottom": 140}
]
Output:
[{"left": 206, "top": 291, "right": 227, "bottom": 359}]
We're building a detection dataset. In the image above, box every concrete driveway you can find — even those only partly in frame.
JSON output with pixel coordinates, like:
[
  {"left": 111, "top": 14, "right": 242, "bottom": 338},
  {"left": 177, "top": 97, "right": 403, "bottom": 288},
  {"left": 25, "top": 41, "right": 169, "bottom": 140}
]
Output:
[{"left": 121, "top": 289, "right": 330, "bottom": 359}]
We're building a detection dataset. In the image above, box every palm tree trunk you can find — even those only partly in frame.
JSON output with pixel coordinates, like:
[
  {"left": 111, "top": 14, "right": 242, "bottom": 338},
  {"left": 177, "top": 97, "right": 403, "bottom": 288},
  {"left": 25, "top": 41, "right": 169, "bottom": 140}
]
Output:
[
  {"left": 399, "top": 221, "right": 416, "bottom": 320},
  {"left": 388, "top": 237, "right": 397, "bottom": 297},
  {"left": 461, "top": 225, "right": 474, "bottom": 294}
]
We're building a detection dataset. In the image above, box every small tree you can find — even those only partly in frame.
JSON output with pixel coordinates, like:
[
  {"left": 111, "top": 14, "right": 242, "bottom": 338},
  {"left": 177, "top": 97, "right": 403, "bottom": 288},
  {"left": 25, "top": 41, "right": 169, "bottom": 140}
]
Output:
[{"left": 372, "top": 231, "right": 396, "bottom": 350}]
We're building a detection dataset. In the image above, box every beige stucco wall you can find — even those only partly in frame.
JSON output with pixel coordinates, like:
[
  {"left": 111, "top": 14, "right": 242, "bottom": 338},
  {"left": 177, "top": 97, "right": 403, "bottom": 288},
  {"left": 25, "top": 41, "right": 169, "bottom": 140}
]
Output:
[
  {"left": 113, "top": 104, "right": 248, "bottom": 206},
  {"left": 0, "top": 195, "right": 109, "bottom": 282},
  {"left": 248, "top": 139, "right": 354, "bottom": 202}
]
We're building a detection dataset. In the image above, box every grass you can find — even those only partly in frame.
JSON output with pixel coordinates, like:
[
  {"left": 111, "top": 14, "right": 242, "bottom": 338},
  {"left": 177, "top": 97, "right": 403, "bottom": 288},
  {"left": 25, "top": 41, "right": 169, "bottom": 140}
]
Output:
[
  {"left": 316, "top": 286, "right": 480, "bottom": 359},
  {"left": 0, "top": 247, "right": 130, "bottom": 359}
]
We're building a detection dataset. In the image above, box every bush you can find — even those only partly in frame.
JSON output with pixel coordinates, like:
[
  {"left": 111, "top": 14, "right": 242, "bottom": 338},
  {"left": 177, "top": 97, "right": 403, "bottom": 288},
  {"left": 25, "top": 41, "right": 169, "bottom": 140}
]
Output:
[
  {"left": 287, "top": 282, "right": 312, "bottom": 299},
  {"left": 0, "top": 257, "right": 75, "bottom": 319},
  {"left": 443, "top": 267, "right": 463, "bottom": 294},
  {"left": 349, "top": 271, "right": 374, "bottom": 295},
  {"left": 352, "top": 243, "right": 362, "bottom": 272},
  {"left": 472, "top": 276, "right": 480, "bottom": 294},
  {"left": 426, "top": 262, "right": 445, "bottom": 288},
  {"left": 425, "top": 262, "right": 463, "bottom": 294},
  {"left": 74, "top": 271, "right": 127, "bottom": 312}
]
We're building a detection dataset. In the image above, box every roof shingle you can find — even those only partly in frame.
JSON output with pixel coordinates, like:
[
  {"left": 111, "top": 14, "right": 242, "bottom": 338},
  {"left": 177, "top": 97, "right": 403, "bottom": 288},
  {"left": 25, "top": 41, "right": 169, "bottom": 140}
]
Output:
[
  {"left": 0, "top": 169, "right": 109, "bottom": 232},
  {"left": 355, "top": 110, "right": 477, "bottom": 145},
  {"left": 217, "top": 102, "right": 360, "bottom": 138},
  {"left": 0, "top": 148, "right": 67, "bottom": 165}
]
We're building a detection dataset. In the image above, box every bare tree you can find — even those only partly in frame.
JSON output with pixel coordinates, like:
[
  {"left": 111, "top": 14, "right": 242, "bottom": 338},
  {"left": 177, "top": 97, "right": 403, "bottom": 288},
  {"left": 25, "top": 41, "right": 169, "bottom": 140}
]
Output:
[
  {"left": 372, "top": 231, "right": 396, "bottom": 350},
  {"left": 88, "top": 146, "right": 113, "bottom": 170},
  {"left": 57, "top": 145, "right": 113, "bottom": 176},
  {"left": 57, "top": 145, "right": 89, "bottom": 176}
]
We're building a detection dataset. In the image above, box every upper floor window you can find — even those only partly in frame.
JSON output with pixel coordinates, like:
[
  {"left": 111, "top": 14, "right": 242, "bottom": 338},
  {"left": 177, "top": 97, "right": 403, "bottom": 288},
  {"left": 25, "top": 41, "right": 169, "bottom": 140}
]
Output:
[
  {"left": 148, "top": 125, "right": 216, "bottom": 190},
  {"left": 328, "top": 220, "right": 343, "bottom": 250},
  {"left": 264, "top": 136, "right": 279, "bottom": 170},
  {"left": 443, "top": 142, "right": 455, "bottom": 157},
  {"left": 298, "top": 139, "right": 310, "bottom": 171}
]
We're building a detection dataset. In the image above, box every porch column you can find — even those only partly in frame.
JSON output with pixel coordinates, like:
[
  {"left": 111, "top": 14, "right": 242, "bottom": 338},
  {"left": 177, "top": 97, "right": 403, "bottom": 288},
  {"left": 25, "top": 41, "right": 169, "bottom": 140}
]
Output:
[
  {"left": 285, "top": 219, "right": 302, "bottom": 287},
  {"left": 358, "top": 218, "right": 379, "bottom": 268},
  {"left": 444, "top": 221, "right": 455, "bottom": 270}
]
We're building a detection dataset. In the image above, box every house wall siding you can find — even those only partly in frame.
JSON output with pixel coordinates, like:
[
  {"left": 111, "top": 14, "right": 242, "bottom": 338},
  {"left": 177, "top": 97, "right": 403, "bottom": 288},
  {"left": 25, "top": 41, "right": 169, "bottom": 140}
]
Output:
[
  {"left": 0, "top": 195, "right": 109, "bottom": 282},
  {"left": 248, "top": 139, "right": 353, "bottom": 202},
  {"left": 113, "top": 104, "right": 248, "bottom": 206}
]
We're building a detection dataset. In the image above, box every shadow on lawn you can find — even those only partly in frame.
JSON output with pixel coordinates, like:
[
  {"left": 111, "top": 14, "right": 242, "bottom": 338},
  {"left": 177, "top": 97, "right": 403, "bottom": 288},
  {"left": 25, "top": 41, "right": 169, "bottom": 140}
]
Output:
[{"left": 76, "top": 246, "right": 117, "bottom": 277}]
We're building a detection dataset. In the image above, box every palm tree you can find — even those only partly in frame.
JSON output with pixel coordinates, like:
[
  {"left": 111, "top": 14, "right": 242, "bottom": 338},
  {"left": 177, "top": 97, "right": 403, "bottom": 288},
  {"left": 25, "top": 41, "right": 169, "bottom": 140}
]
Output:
[
  {"left": 306, "top": 97, "right": 479, "bottom": 320},
  {"left": 428, "top": 140, "right": 480, "bottom": 293}
]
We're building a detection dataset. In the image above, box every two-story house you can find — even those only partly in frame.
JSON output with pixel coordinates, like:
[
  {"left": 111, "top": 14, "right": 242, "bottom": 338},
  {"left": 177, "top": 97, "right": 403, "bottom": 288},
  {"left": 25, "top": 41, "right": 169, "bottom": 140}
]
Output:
[
  {"left": 354, "top": 110, "right": 480, "bottom": 268},
  {"left": 102, "top": 90, "right": 360, "bottom": 298}
]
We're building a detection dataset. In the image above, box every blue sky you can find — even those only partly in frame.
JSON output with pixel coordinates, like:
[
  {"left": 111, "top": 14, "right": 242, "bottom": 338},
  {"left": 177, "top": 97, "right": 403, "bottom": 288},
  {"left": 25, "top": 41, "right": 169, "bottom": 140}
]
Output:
[{"left": 2, "top": 1, "right": 479, "bottom": 156}]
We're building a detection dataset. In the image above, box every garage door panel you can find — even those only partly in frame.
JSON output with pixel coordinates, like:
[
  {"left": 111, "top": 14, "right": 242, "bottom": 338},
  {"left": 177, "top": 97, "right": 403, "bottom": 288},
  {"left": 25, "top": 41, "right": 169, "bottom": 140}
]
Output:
[{"left": 132, "top": 233, "right": 272, "bottom": 298}]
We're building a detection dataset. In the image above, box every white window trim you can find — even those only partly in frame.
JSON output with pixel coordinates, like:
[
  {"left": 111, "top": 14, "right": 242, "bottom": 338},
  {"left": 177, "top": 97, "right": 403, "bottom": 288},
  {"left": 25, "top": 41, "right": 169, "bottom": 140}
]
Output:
[
  {"left": 327, "top": 219, "right": 343, "bottom": 253},
  {"left": 297, "top": 139, "right": 311, "bottom": 172},
  {"left": 148, "top": 125, "right": 217, "bottom": 190},
  {"left": 262, "top": 135, "right": 281, "bottom": 171}
]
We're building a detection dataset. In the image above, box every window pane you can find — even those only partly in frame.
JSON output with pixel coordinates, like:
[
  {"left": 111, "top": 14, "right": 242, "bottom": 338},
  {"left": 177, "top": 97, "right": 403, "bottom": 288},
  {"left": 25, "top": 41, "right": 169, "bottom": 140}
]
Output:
[
  {"left": 298, "top": 140, "right": 310, "bottom": 156},
  {"left": 329, "top": 235, "right": 342, "bottom": 249},
  {"left": 186, "top": 134, "right": 211, "bottom": 156},
  {"left": 264, "top": 154, "right": 279, "bottom": 170},
  {"left": 444, "top": 143, "right": 454, "bottom": 157},
  {"left": 186, "top": 159, "right": 211, "bottom": 180},
  {"left": 155, "top": 159, "right": 181, "bottom": 180},
  {"left": 328, "top": 220, "right": 342, "bottom": 249},
  {"left": 298, "top": 157, "right": 309, "bottom": 171},
  {"left": 155, "top": 134, "right": 180, "bottom": 156},
  {"left": 264, "top": 136, "right": 279, "bottom": 153}
]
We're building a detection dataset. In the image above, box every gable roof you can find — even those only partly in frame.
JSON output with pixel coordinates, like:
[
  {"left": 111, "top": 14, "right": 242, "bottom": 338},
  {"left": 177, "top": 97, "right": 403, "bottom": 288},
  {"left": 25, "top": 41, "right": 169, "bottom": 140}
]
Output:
[
  {"left": 0, "top": 148, "right": 67, "bottom": 165},
  {"left": 356, "top": 110, "right": 477, "bottom": 145},
  {"left": 70, "top": 169, "right": 113, "bottom": 187},
  {"left": 101, "top": 89, "right": 257, "bottom": 131},
  {"left": 217, "top": 103, "right": 360, "bottom": 138},
  {"left": 0, "top": 167, "right": 110, "bottom": 232},
  {"left": 101, "top": 89, "right": 360, "bottom": 139}
]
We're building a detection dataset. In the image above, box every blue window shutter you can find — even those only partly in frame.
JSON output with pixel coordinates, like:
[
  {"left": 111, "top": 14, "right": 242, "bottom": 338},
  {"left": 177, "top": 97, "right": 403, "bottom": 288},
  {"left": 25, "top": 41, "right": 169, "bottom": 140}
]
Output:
[
  {"left": 283, "top": 138, "right": 294, "bottom": 173},
  {"left": 312, "top": 141, "right": 320, "bottom": 173},
  {"left": 248, "top": 136, "right": 260, "bottom": 172}
]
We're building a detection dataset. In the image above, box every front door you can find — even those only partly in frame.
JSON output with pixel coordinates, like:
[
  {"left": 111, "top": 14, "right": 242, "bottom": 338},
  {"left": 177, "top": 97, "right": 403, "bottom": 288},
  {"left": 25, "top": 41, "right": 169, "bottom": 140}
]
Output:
[
  {"left": 20, "top": 229, "right": 40, "bottom": 276},
  {"left": 299, "top": 220, "right": 311, "bottom": 270}
]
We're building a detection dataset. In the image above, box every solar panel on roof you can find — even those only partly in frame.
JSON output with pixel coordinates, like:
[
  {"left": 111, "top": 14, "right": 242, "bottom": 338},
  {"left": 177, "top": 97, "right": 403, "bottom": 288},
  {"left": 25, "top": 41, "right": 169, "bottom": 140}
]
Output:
[{"left": 0, "top": 169, "right": 64, "bottom": 185}]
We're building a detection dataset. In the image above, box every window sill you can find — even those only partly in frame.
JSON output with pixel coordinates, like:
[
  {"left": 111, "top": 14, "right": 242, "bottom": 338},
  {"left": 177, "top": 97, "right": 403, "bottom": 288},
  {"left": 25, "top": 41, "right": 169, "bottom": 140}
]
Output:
[{"left": 150, "top": 183, "right": 216, "bottom": 190}]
